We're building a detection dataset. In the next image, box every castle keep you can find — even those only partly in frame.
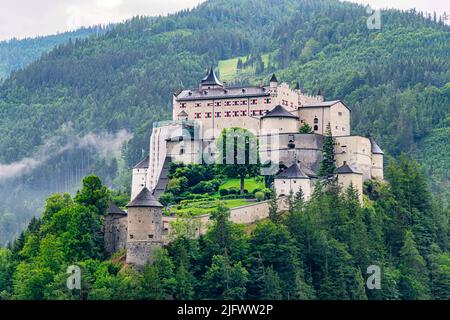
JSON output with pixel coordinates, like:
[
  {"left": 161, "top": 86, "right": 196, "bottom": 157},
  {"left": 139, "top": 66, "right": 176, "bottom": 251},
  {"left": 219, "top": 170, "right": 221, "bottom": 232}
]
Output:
[{"left": 105, "top": 68, "right": 384, "bottom": 268}]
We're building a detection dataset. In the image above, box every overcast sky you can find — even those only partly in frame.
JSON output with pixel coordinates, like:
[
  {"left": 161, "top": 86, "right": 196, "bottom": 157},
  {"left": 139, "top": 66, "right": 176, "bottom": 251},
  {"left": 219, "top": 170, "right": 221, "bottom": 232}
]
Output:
[{"left": 0, "top": 0, "right": 448, "bottom": 41}]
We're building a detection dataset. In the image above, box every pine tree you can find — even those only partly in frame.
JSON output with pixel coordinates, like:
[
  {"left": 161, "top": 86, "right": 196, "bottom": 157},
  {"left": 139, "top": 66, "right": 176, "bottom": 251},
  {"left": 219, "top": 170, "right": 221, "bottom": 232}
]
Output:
[
  {"left": 268, "top": 193, "right": 282, "bottom": 224},
  {"left": 261, "top": 266, "right": 283, "bottom": 300},
  {"left": 318, "top": 123, "right": 336, "bottom": 178},
  {"left": 398, "top": 230, "right": 430, "bottom": 299}
]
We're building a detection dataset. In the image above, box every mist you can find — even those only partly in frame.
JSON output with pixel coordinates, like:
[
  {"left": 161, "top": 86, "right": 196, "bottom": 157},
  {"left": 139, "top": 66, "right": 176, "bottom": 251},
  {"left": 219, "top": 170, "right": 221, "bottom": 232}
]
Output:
[{"left": 0, "top": 129, "right": 132, "bottom": 182}]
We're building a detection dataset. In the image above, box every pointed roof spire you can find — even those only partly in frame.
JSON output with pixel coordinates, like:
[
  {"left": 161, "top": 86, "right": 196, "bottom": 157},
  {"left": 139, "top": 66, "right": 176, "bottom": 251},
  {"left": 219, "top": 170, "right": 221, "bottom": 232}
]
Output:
[
  {"left": 336, "top": 162, "right": 362, "bottom": 175},
  {"left": 270, "top": 73, "right": 278, "bottom": 83},
  {"left": 107, "top": 201, "right": 127, "bottom": 216},
  {"left": 201, "top": 66, "right": 223, "bottom": 87},
  {"left": 294, "top": 81, "right": 300, "bottom": 90},
  {"left": 317, "top": 88, "right": 323, "bottom": 96},
  {"left": 133, "top": 155, "right": 149, "bottom": 169},
  {"left": 127, "top": 187, "right": 163, "bottom": 208},
  {"left": 369, "top": 137, "right": 384, "bottom": 155}
]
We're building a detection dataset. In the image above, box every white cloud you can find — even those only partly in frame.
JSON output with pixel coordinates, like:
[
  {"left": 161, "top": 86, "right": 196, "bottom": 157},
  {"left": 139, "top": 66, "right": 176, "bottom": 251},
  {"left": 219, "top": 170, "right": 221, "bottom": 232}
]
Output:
[
  {"left": 0, "top": 129, "right": 133, "bottom": 182},
  {"left": 0, "top": 0, "right": 447, "bottom": 41},
  {"left": 0, "top": 0, "right": 205, "bottom": 41}
]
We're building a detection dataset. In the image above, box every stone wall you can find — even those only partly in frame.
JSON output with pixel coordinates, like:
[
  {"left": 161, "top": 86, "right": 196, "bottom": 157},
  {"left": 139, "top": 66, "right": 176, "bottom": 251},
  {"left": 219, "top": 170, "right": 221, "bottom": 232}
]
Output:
[{"left": 104, "top": 215, "right": 127, "bottom": 256}]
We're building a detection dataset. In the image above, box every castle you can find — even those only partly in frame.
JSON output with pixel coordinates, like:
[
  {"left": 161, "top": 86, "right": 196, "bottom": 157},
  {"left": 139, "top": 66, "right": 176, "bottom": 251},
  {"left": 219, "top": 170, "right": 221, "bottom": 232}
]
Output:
[{"left": 104, "top": 68, "right": 384, "bottom": 268}]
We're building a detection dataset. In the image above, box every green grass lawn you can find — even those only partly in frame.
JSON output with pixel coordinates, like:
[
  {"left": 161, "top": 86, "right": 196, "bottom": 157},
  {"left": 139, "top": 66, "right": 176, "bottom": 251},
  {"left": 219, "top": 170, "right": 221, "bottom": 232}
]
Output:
[
  {"left": 170, "top": 198, "right": 252, "bottom": 216},
  {"left": 218, "top": 54, "right": 271, "bottom": 83},
  {"left": 219, "top": 177, "right": 265, "bottom": 193}
]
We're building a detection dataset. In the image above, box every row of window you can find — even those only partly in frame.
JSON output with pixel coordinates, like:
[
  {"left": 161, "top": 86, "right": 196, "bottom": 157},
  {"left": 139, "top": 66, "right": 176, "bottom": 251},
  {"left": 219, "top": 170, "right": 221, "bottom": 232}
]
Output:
[
  {"left": 180, "top": 98, "right": 272, "bottom": 108},
  {"left": 194, "top": 109, "right": 269, "bottom": 119}
]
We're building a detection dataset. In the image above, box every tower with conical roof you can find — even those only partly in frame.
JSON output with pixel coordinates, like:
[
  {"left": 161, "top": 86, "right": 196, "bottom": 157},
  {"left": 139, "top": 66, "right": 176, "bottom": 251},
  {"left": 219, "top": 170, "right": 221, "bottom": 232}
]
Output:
[
  {"left": 200, "top": 66, "right": 223, "bottom": 90},
  {"left": 126, "top": 187, "right": 164, "bottom": 268}
]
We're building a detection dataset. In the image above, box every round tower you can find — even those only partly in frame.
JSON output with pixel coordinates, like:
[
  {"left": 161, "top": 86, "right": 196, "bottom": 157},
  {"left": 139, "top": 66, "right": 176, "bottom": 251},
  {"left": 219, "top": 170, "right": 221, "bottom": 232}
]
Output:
[
  {"left": 369, "top": 137, "right": 384, "bottom": 180},
  {"left": 126, "top": 187, "right": 164, "bottom": 268}
]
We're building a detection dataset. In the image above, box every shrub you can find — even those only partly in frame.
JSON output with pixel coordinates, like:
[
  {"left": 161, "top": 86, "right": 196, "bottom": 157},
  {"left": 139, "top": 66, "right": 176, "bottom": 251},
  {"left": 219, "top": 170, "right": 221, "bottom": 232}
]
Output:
[
  {"left": 252, "top": 188, "right": 262, "bottom": 195},
  {"left": 228, "top": 187, "right": 239, "bottom": 195},
  {"left": 261, "top": 188, "right": 273, "bottom": 200},
  {"left": 255, "top": 192, "right": 265, "bottom": 202},
  {"left": 159, "top": 192, "right": 175, "bottom": 206},
  {"left": 219, "top": 189, "right": 228, "bottom": 196}
]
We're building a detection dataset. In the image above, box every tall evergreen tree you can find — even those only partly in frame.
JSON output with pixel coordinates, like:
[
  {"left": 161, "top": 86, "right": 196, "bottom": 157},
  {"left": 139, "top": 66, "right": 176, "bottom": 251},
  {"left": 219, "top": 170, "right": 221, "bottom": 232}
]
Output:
[{"left": 318, "top": 123, "right": 336, "bottom": 178}]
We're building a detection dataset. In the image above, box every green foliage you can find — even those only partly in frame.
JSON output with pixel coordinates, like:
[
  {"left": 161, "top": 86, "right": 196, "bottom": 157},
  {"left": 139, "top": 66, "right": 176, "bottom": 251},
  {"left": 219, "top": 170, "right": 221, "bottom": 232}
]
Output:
[
  {"left": 318, "top": 123, "right": 336, "bottom": 178},
  {"left": 216, "top": 128, "right": 260, "bottom": 194},
  {"left": 255, "top": 191, "right": 265, "bottom": 202},
  {"left": 299, "top": 122, "right": 313, "bottom": 134}
]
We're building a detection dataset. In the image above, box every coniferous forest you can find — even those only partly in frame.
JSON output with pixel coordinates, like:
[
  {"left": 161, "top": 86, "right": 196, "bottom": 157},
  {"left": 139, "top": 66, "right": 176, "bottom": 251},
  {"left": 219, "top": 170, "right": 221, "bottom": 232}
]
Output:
[{"left": 0, "top": 0, "right": 449, "bottom": 300}]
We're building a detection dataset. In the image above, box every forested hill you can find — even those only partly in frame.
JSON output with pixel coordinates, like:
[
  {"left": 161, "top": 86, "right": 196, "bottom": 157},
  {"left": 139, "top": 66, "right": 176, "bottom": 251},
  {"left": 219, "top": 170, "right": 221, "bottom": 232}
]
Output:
[
  {"left": 0, "top": 26, "right": 108, "bottom": 79},
  {"left": 0, "top": 0, "right": 449, "bottom": 245}
]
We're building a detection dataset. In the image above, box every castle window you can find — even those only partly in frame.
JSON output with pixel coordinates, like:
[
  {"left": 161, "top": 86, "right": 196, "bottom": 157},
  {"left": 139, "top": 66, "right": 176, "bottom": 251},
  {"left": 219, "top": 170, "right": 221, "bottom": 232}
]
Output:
[
  {"left": 194, "top": 113, "right": 201, "bottom": 119},
  {"left": 250, "top": 99, "right": 258, "bottom": 105},
  {"left": 233, "top": 111, "right": 239, "bottom": 117},
  {"left": 314, "top": 117, "right": 318, "bottom": 124},
  {"left": 180, "top": 103, "right": 187, "bottom": 108},
  {"left": 215, "top": 102, "right": 222, "bottom": 107},
  {"left": 225, "top": 111, "right": 231, "bottom": 117},
  {"left": 180, "top": 148, "right": 184, "bottom": 155},
  {"left": 338, "top": 112, "right": 342, "bottom": 116},
  {"left": 225, "top": 101, "right": 232, "bottom": 106},
  {"left": 264, "top": 98, "right": 271, "bottom": 104},
  {"left": 215, "top": 112, "right": 221, "bottom": 118},
  {"left": 207, "top": 102, "right": 213, "bottom": 107},
  {"left": 241, "top": 100, "right": 247, "bottom": 105},
  {"left": 314, "top": 125, "right": 318, "bottom": 131},
  {"left": 205, "top": 112, "right": 212, "bottom": 119},
  {"left": 130, "top": 235, "right": 134, "bottom": 239},
  {"left": 148, "top": 235, "right": 153, "bottom": 239},
  {"left": 241, "top": 110, "right": 247, "bottom": 116},
  {"left": 195, "top": 103, "right": 201, "bottom": 108}
]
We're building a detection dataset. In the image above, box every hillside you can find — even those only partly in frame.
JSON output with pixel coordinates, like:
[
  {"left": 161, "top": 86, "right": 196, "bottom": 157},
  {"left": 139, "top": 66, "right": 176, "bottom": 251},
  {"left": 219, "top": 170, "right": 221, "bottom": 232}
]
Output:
[
  {"left": 0, "top": 26, "right": 107, "bottom": 79},
  {"left": 0, "top": 0, "right": 449, "bottom": 245}
]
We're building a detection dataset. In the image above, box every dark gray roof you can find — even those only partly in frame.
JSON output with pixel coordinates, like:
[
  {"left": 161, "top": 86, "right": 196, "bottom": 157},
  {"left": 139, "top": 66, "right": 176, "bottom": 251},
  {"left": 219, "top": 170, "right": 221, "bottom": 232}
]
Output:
[
  {"left": 134, "top": 155, "right": 149, "bottom": 169},
  {"left": 201, "top": 67, "right": 223, "bottom": 87},
  {"left": 369, "top": 137, "right": 384, "bottom": 154},
  {"left": 176, "top": 85, "right": 270, "bottom": 101},
  {"left": 270, "top": 73, "right": 278, "bottom": 82},
  {"left": 107, "top": 202, "right": 127, "bottom": 216},
  {"left": 178, "top": 110, "right": 188, "bottom": 117},
  {"left": 336, "top": 163, "right": 362, "bottom": 175},
  {"left": 127, "top": 187, "right": 163, "bottom": 208},
  {"left": 261, "top": 105, "right": 298, "bottom": 119},
  {"left": 302, "top": 100, "right": 341, "bottom": 108},
  {"left": 275, "top": 163, "right": 316, "bottom": 179},
  {"left": 302, "top": 100, "right": 351, "bottom": 112}
]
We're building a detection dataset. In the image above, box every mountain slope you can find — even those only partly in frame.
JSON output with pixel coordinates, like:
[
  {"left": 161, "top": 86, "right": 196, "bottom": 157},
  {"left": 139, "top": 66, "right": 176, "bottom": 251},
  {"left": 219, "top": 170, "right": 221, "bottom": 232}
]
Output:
[
  {"left": 0, "top": 27, "right": 107, "bottom": 79},
  {"left": 0, "top": 0, "right": 449, "bottom": 245}
]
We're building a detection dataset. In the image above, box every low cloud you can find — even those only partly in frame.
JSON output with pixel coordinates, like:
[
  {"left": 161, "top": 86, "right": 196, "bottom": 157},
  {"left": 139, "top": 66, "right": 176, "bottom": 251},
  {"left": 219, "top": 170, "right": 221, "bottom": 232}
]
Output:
[{"left": 0, "top": 129, "right": 133, "bottom": 182}]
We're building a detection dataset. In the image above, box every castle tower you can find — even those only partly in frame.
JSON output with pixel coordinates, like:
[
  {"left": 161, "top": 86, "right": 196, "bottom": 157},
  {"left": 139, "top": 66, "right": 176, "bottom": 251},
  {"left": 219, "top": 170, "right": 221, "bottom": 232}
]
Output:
[
  {"left": 131, "top": 155, "right": 149, "bottom": 200},
  {"left": 369, "top": 137, "right": 384, "bottom": 180},
  {"left": 261, "top": 105, "right": 299, "bottom": 133},
  {"left": 126, "top": 187, "right": 164, "bottom": 268},
  {"left": 104, "top": 202, "right": 127, "bottom": 256},
  {"left": 200, "top": 66, "right": 223, "bottom": 90},
  {"left": 336, "top": 162, "right": 363, "bottom": 203}
]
